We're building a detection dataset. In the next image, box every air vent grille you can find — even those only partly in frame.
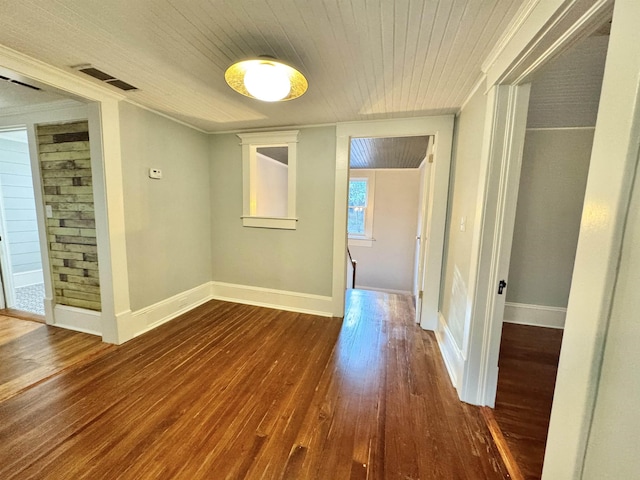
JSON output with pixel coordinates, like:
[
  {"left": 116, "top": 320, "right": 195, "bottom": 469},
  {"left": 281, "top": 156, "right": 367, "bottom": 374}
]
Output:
[
  {"left": 74, "top": 65, "right": 138, "bottom": 91},
  {"left": 0, "top": 75, "right": 41, "bottom": 91}
]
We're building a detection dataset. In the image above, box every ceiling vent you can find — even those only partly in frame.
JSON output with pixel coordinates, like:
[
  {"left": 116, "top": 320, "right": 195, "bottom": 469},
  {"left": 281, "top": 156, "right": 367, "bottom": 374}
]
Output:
[
  {"left": 73, "top": 65, "right": 138, "bottom": 91},
  {"left": 0, "top": 74, "right": 42, "bottom": 91}
]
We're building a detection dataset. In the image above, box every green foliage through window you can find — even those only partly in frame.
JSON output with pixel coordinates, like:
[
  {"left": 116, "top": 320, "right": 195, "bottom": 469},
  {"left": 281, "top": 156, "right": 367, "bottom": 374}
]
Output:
[{"left": 348, "top": 179, "right": 368, "bottom": 235}]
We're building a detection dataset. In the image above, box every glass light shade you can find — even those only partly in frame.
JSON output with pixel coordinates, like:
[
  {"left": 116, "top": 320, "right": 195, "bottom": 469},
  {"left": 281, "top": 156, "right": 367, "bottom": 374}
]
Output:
[
  {"left": 225, "top": 58, "right": 308, "bottom": 102},
  {"left": 244, "top": 61, "right": 291, "bottom": 102}
]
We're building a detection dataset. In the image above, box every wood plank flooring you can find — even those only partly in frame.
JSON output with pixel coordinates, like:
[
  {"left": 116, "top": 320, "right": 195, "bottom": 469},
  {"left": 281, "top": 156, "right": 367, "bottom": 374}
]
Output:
[
  {"left": 492, "top": 323, "right": 564, "bottom": 480},
  {"left": 0, "top": 290, "right": 508, "bottom": 479},
  {"left": 0, "top": 315, "right": 112, "bottom": 403}
]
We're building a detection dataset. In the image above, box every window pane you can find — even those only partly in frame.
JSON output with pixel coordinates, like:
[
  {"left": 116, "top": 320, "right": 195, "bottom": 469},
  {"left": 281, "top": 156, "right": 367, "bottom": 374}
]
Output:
[
  {"left": 348, "top": 206, "right": 365, "bottom": 234},
  {"left": 348, "top": 179, "right": 367, "bottom": 207}
]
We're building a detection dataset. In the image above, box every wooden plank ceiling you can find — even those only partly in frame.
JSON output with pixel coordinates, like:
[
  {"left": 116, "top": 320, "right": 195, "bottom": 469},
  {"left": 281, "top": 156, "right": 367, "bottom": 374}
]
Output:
[
  {"left": 350, "top": 136, "right": 430, "bottom": 169},
  {"left": 0, "top": 0, "right": 524, "bottom": 132}
]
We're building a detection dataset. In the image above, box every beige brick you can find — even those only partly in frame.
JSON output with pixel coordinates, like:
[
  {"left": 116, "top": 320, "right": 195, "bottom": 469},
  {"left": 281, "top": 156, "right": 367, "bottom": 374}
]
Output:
[
  {"left": 47, "top": 219, "right": 61, "bottom": 227},
  {"left": 80, "top": 229, "right": 97, "bottom": 237},
  {"left": 41, "top": 169, "right": 93, "bottom": 178},
  {"left": 50, "top": 258, "right": 65, "bottom": 267},
  {"left": 54, "top": 203, "right": 94, "bottom": 212},
  {"left": 48, "top": 227, "right": 81, "bottom": 236},
  {"left": 72, "top": 159, "right": 92, "bottom": 169},
  {"left": 44, "top": 194, "right": 95, "bottom": 203},
  {"left": 62, "top": 219, "right": 95, "bottom": 228},
  {"left": 55, "top": 235, "right": 97, "bottom": 245},
  {"left": 41, "top": 160, "right": 75, "bottom": 170},
  {"left": 66, "top": 260, "right": 99, "bottom": 270},
  {"left": 58, "top": 297, "right": 101, "bottom": 311},
  {"left": 58, "top": 186, "right": 94, "bottom": 195},
  {"left": 38, "top": 135, "right": 54, "bottom": 144},
  {"left": 43, "top": 177, "right": 74, "bottom": 186},
  {"left": 39, "top": 141, "right": 90, "bottom": 153},
  {"left": 86, "top": 269, "right": 100, "bottom": 278},
  {"left": 40, "top": 150, "right": 90, "bottom": 161},
  {"left": 37, "top": 123, "right": 88, "bottom": 135},
  {"left": 52, "top": 210, "right": 81, "bottom": 219},
  {"left": 50, "top": 251, "right": 84, "bottom": 260},
  {"left": 63, "top": 289, "right": 101, "bottom": 302},
  {"left": 51, "top": 243, "right": 97, "bottom": 253},
  {"left": 55, "top": 281, "right": 101, "bottom": 294},
  {"left": 53, "top": 266, "right": 85, "bottom": 276},
  {"left": 83, "top": 253, "right": 98, "bottom": 262},
  {"left": 65, "top": 275, "right": 100, "bottom": 286},
  {"left": 80, "top": 211, "right": 96, "bottom": 220},
  {"left": 55, "top": 288, "right": 63, "bottom": 296}
]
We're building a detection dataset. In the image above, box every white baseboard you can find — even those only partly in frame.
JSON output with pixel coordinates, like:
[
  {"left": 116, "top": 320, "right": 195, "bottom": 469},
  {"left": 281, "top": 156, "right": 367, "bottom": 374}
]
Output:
[
  {"left": 210, "top": 281, "right": 333, "bottom": 317},
  {"left": 356, "top": 286, "right": 412, "bottom": 295},
  {"left": 128, "top": 282, "right": 213, "bottom": 341},
  {"left": 504, "top": 302, "right": 566, "bottom": 329},
  {"left": 52, "top": 304, "right": 101, "bottom": 336},
  {"left": 434, "top": 312, "right": 465, "bottom": 388},
  {"left": 14, "top": 269, "right": 44, "bottom": 288}
]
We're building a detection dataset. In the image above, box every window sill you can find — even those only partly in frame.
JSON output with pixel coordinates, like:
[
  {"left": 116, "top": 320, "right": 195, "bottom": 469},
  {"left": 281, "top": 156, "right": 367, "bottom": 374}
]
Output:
[
  {"left": 348, "top": 237, "right": 374, "bottom": 247},
  {"left": 242, "top": 216, "right": 298, "bottom": 230}
]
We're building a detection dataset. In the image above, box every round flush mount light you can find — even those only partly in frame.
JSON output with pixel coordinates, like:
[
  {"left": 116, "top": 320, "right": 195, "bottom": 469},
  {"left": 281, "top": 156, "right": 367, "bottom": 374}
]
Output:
[{"left": 225, "top": 57, "right": 308, "bottom": 102}]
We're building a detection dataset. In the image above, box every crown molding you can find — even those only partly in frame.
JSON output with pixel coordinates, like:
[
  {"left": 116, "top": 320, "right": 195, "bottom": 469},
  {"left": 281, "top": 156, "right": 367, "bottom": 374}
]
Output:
[{"left": 0, "top": 99, "right": 83, "bottom": 118}]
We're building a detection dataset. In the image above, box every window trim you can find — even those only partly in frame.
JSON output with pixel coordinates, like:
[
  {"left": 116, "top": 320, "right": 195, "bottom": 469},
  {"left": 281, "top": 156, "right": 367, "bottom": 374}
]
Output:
[
  {"left": 237, "top": 130, "right": 299, "bottom": 230},
  {"left": 348, "top": 169, "right": 375, "bottom": 246}
]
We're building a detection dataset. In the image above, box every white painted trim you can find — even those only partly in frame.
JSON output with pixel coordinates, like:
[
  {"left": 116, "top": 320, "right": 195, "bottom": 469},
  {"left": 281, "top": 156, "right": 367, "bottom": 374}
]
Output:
[
  {"left": 241, "top": 216, "right": 298, "bottom": 229},
  {"left": 210, "top": 281, "right": 333, "bottom": 317},
  {"left": 459, "top": 74, "right": 487, "bottom": 113},
  {"left": 357, "top": 286, "right": 412, "bottom": 296},
  {"left": 504, "top": 302, "right": 566, "bottom": 329},
  {"left": 212, "top": 122, "right": 338, "bottom": 136},
  {"left": 459, "top": 84, "right": 531, "bottom": 408},
  {"left": 126, "top": 282, "right": 212, "bottom": 342},
  {"left": 333, "top": 116, "right": 454, "bottom": 321},
  {"left": 52, "top": 304, "right": 101, "bottom": 336},
  {"left": 348, "top": 169, "right": 376, "bottom": 240},
  {"left": 544, "top": 1, "right": 640, "bottom": 477},
  {"left": 13, "top": 269, "right": 44, "bottom": 288},
  {"left": 435, "top": 312, "right": 465, "bottom": 388}
]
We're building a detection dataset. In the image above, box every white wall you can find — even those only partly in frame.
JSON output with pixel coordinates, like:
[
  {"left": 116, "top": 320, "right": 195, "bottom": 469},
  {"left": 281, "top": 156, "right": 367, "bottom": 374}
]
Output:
[
  {"left": 506, "top": 128, "right": 594, "bottom": 308},
  {"left": 255, "top": 152, "right": 287, "bottom": 218},
  {"left": 349, "top": 168, "right": 420, "bottom": 293},
  {"left": 0, "top": 135, "right": 42, "bottom": 283},
  {"left": 210, "top": 126, "right": 336, "bottom": 296},
  {"left": 440, "top": 86, "right": 488, "bottom": 349},
  {"left": 119, "top": 102, "right": 212, "bottom": 311}
]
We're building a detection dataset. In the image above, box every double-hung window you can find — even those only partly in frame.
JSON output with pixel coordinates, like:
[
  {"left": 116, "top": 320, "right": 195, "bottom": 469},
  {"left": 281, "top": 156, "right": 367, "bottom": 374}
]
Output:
[{"left": 348, "top": 170, "right": 375, "bottom": 246}]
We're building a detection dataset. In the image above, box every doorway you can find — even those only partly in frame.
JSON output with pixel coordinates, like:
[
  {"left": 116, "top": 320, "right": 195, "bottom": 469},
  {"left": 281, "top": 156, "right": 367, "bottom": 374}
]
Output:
[
  {"left": 346, "top": 135, "right": 431, "bottom": 304},
  {"left": 0, "top": 127, "right": 45, "bottom": 316},
  {"left": 480, "top": 24, "right": 610, "bottom": 480}
]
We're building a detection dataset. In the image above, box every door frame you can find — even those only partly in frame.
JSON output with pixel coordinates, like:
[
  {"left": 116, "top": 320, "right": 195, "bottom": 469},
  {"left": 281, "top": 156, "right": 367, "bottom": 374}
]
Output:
[{"left": 332, "top": 116, "right": 454, "bottom": 331}]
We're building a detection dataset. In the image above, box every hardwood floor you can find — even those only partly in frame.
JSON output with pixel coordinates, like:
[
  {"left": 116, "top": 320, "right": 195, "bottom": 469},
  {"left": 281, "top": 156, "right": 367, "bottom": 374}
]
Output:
[
  {"left": 0, "top": 315, "right": 112, "bottom": 403},
  {"left": 0, "top": 290, "right": 508, "bottom": 479},
  {"left": 492, "top": 322, "right": 564, "bottom": 480}
]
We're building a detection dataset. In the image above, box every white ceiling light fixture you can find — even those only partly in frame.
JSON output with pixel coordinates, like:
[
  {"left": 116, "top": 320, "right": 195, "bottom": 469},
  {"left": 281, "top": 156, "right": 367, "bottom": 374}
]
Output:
[{"left": 225, "top": 57, "right": 308, "bottom": 102}]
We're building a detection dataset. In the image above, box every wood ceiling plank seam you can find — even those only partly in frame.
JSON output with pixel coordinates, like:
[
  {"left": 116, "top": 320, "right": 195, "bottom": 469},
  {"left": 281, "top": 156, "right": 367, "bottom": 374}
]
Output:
[
  {"left": 420, "top": 0, "right": 462, "bottom": 109},
  {"left": 285, "top": 3, "right": 345, "bottom": 121},
  {"left": 427, "top": 0, "right": 474, "bottom": 108},
  {"left": 361, "top": 0, "right": 386, "bottom": 118},
  {"left": 399, "top": 0, "right": 430, "bottom": 115},
  {"left": 440, "top": 0, "right": 519, "bottom": 107},
  {"left": 380, "top": 0, "right": 397, "bottom": 116},
  {"left": 403, "top": 0, "right": 439, "bottom": 116},
  {"left": 262, "top": 1, "right": 310, "bottom": 71},
  {"left": 413, "top": 0, "right": 448, "bottom": 111},
  {"left": 163, "top": 0, "right": 238, "bottom": 66},
  {"left": 334, "top": 0, "right": 372, "bottom": 121},
  {"left": 346, "top": 0, "right": 378, "bottom": 121},
  {"left": 391, "top": 0, "right": 411, "bottom": 114},
  {"left": 430, "top": 0, "right": 487, "bottom": 108},
  {"left": 320, "top": 0, "right": 364, "bottom": 120}
]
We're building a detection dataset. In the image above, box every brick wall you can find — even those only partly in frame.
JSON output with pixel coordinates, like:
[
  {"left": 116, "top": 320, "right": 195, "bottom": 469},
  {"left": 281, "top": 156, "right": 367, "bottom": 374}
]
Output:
[{"left": 37, "top": 121, "right": 101, "bottom": 311}]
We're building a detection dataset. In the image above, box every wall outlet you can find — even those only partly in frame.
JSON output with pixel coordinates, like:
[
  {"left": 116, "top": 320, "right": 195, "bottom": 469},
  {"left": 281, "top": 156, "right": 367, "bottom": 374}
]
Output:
[{"left": 149, "top": 168, "right": 163, "bottom": 179}]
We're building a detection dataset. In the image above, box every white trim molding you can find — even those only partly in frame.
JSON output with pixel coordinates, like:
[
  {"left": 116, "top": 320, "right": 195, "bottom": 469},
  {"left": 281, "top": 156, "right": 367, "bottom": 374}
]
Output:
[
  {"left": 210, "top": 281, "right": 333, "bottom": 317},
  {"left": 435, "top": 313, "right": 465, "bottom": 388},
  {"left": 52, "top": 305, "right": 102, "bottom": 336},
  {"left": 125, "top": 283, "right": 212, "bottom": 342},
  {"left": 357, "top": 286, "right": 412, "bottom": 296},
  {"left": 504, "top": 302, "right": 566, "bottom": 329}
]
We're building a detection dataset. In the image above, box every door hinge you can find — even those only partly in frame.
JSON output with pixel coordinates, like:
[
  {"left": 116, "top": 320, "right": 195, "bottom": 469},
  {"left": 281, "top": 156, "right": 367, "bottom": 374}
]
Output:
[
  {"left": 428, "top": 153, "right": 434, "bottom": 164},
  {"left": 498, "top": 280, "right": 507, "bottom": 295},
  {"left": 418, "top": 290, "right": 423, "bottom": 300}
]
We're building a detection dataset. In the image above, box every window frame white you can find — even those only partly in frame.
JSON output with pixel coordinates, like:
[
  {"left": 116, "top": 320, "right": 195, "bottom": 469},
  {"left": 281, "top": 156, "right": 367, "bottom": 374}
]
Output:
[
  {"left": 237, "top": 130, "right": 299, "bottom": 230},
  {"left": 348, "top": 169, "right": 375, "bottom": 247}
]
